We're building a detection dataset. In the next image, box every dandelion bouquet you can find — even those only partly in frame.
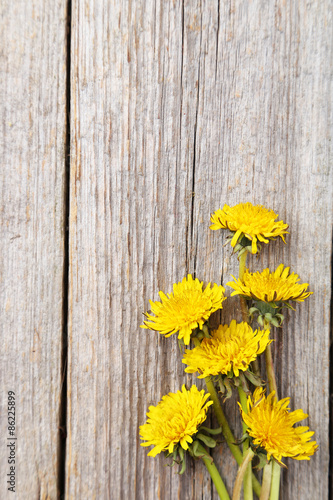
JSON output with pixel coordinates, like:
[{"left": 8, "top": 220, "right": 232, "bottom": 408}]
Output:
[{"left": 140, "top": 202, "right": 317, "bottom": 500}]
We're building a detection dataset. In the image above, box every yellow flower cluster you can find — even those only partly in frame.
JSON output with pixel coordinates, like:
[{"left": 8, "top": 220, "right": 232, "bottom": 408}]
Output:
[
  {"left": 140, "top": 201, "right": 317, "bottom": 485},
  {"left": 239, "top": 388, "right": 318, "bottom": 464},
  {"left": 227, "top": 264, "right": 312, "bottom": 304},
  {"left": 210, "top": 202, "right": 288, "bottom": 254},
  {"left": 141, "top": 274, "right": 225, "bottom": 345},
  {"left": 139, "top": 385, "right": 212, "bottom": 457},
  {"left": 182, "top": 320, "right": 271, "bottom": 378}
]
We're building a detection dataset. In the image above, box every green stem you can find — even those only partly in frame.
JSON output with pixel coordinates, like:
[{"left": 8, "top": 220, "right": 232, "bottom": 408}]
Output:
[
  {"left": 269, "top": 461, "right": 281, "bottom": 500},
  {"left": 251, "top": 358, "right": 260, "bottom": 378},
  {"left": 262, "top": 320, "right": 280, "bottom": 500},
  {"left": 232, "top": 448, "right": 255, "bottom": 500},
  {"left": 197, "top": 443, "right": 231, "bottom": 500},
  {"left": 238, "top": 387, "right": 253, "bottom": 500},
  {"left": 204, "top": 376, "right": 243, "bottom": 461},
  {"left": 260, "top": 462, "right": 272, "bottom": 500},
  {"left": 238, "top": 251, "right": 249, "bottom": 323},
  {"left": 264, "top": 340, "right": 278, "bottom": 397},
  {"left": 238, "top": 250, "right": 248, "bottom": 281},
  {"left": 192, "top": 337, "right": 261, "bottom": 497},
  {"left": 238, "top": 251, "right": 260, "bottom": 377},
  {"left": 205, "top": 380, "right": 261, "bottom": 497},
  {"left": 237, "top": 386, "right": 248, "bottom": 432}
]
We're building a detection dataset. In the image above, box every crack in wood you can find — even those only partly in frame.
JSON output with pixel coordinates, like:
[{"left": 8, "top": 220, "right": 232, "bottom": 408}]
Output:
[{"left": 57, "top": 0, "right": 72, "bottom": 498}]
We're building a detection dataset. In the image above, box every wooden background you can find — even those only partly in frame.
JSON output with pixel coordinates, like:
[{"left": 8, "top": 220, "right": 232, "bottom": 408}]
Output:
[{"left": 1, "top": 1, "right": 332, "bottom": 499}]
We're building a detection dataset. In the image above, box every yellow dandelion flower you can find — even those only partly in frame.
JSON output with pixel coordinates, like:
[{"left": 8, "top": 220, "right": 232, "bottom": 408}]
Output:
[
  {"left": 227, "top": 264, "right": 312, "bottom": 304},
  {"left": 140, "top": 384, "right": 213, "bottom": 457},
  {"left": 141, "top": 274, "right": 226, "bottom": 345},
  {"left": 182, "top": 320, "right": 271, "bottom": 378},
  {"left": 239, "top": 387, "right": 318, "bottom": 464},
  {"left": 210, "top": 203, "right": 289, "bottom": 254}
]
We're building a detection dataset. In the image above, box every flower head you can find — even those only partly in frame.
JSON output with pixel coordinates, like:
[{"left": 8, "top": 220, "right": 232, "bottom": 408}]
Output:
[
  {"left": 227, "top": 264, "right": 312, "bottom": 304},
  {"left": 239, "top": 387, "right": 318, "bottom": 465},
  {"left": 140, "top": 385, "right": 213, "bottom": 457},
  {"left": 227, "top": 265, "right": 312, "bottom": 326},
  {"left": 141, "top": 274, "right": 226, "bottom": 345},
  {"left": 210, "top": 203, "right": 288, "bottom": 254},
  {"left": 182, "top": 320, "right": 271, "bottom": 378}
]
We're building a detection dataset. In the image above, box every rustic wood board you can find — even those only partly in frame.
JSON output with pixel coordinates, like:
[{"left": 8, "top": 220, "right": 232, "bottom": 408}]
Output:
[
  {"left": 0, "top": 1, "right": 68, "bottom": 498},
  {"left": 67, "top": 1, "right": 332, "bottom": 499}
]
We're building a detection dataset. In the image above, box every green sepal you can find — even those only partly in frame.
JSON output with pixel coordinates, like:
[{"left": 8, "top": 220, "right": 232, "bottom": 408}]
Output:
[
  {"left": 233, "top": 376, "right": 240, "bottom": 387},
  {"left": 239, "top": 372, "right": 250, "bottom": 394},
  {"left": 218, "top": 377, "right": 226, "bottom": 394},
  {"left": 196, "top": 433, "right": 217, "bottom": 448},
  {"left": 239, "top": 235, "right": 252, "bottom": 248},
  {"left": 191, "top": 440, "right": 200, "bottom": 457},
  {"left": 223, "top": 378, "right": 233, "bottom": 400},
  {"left": 254, "top": 301, "right": 279, "bottom": 315},
  {"left": 237, "top": 246, "right": 249, "bottom": 258},
  {"left": 199, "top": 426, "right": 222, "bottom": 436},
  {"left": 254, "top": 452, "right": 269, "bottom": 471},
  {"left": 164, "top": 446, "right": 188, "bottom": 475},
  {"left": 201, "top": 324, "right": 210, "bottom": 338},
  {"left": 229, "top": 233, "right": 258, "bottom": 256},
  {"left": 248, "top": 307, "right": 259, "bottom": 320},
  {"left": 189, "top": 441, "right": 214, "bottom": 463},
  {"left": 264, "top": 313, "right": 273, "bottom": 322},
  {"left": 235, "top": 432, "right": 250, "bottom": 445},
  {"left": 270, "top": 317, "right": 281, "bottom": 328},
  {"left": 233, "top": 243, "right": 243, "bottom": 254},
  {"left": 189, "top": 440, "right": 207, "bottom": 460},
  {"left": 250, "top": 299, "right": 289, "bottom": 327},
  {"left": 166, "top": 447, "right": 179, "bottom": 462},
  {"left": 178, "top": 448, "right": 186, "bottom": 475},
  {"left": 284, "top": 302, "right": 296, "bottom": 311},
  {"left": 191, "top": 327, "right": 204, "bottom": 342},
  {"left": 244, "top": 370, "right": 264, "bottom": 387}
]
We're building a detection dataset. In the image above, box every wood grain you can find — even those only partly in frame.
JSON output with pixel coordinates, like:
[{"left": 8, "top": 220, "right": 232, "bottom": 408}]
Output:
[
  {"left": 66, "top": 0, "right": 332, "bottom": 499},
  {"left": 0, "top": 1, "right": 68, "bottom": 498}
]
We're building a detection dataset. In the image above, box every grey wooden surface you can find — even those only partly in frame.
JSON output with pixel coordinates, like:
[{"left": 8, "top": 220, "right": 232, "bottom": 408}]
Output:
[
  {"left": 0, "top": 0, "right": 68, "bottom": 498},
  {"left": 1, "top": 0, "right": 332, "bottom": 499}
]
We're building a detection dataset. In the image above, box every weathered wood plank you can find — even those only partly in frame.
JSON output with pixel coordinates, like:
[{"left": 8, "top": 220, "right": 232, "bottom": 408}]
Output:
[
  {"left": 189, "top": 3, "right": 332, "bottom": 498},
  {"left": 0, "top": 1, "right": 68, "bottom": 498},
  {"left": 68, "top": 1, "right": 332, "bottom": 499}
]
